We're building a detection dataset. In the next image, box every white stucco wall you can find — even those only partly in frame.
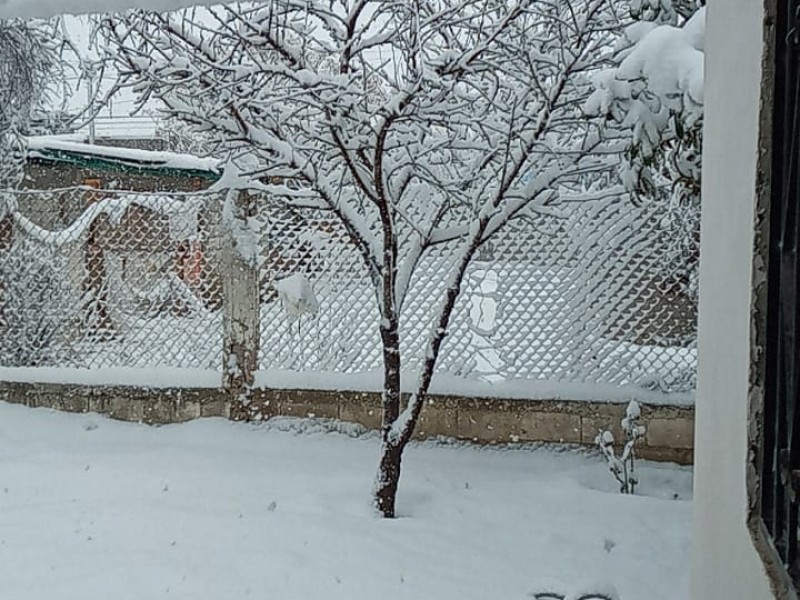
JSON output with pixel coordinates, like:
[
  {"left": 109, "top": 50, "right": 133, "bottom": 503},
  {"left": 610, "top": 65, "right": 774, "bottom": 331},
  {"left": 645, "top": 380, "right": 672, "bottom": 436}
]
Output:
[{"left": 692, "top": 0, "right": 774, "bottom": 598}]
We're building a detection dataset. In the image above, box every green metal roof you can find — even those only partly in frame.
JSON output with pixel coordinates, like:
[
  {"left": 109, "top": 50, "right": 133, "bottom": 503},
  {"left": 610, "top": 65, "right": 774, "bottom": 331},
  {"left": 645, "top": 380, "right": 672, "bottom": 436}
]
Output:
[{"left": 27, "top": 145, "right": 221, "bottom": 182}]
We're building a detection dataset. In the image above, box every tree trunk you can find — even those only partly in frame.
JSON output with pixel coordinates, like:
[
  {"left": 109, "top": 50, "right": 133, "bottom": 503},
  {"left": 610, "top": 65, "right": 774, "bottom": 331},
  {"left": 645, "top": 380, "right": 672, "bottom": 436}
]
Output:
[
  {"left": 372, "top": 237, "right": 485, "bottom": 517},
  {"left": 376, "top": 316, "right": 402, "bottom": 517},
  {"left": 380, "top": 324, "right": 401, "bottom": 427},
  {"left": 375, "top": 203, "right": 401, "bottom": 516},
  {"left": 375, "top": 440, "right": 403, "bottom": 518}
]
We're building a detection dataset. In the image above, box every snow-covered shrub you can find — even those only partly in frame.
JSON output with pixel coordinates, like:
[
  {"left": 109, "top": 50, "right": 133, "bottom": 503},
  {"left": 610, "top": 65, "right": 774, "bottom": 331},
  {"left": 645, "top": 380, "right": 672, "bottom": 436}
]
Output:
[
  {"left": 631, "top": 0, "right": 704, "bottom": 23},
  {"left": 0, "top": 241, "right": 76, "bottom": 366},
  {"left": 639, "top": 366, "right": 696, "bottom": 394},
  {"left": 587, "top": 7, "right": 704, "bottom": 205},
  {"left": 595, "top": 401, "right": 646, "bottom": 494},
  {"left": 587, "top": 5, "right": 704, "bottom": 305}
]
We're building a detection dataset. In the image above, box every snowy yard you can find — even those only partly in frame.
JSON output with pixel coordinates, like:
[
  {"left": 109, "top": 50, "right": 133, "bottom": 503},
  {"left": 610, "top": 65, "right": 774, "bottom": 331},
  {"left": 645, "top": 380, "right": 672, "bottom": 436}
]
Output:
[{"left": 0, "top": 402, "right": 692, "bottom": 600}]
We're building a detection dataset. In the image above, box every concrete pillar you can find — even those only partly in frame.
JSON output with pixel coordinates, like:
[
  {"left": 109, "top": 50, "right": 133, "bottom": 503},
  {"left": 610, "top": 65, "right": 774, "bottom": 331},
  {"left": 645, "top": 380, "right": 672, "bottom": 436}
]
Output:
[{"left": 221, "top": 190, "right": 260, "bottom": 392}]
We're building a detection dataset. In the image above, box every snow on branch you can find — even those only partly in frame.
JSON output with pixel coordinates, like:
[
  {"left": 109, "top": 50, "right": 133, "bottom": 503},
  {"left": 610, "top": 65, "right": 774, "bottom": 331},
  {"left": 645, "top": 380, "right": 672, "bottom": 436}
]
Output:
[{"left": 586, "top": 7, "right": 704, "bottom": 202}]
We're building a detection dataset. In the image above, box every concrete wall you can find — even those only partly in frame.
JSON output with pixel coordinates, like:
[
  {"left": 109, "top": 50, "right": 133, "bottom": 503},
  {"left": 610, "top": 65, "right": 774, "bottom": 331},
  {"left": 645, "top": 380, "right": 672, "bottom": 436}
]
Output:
[
  {"left": 0, "top": 381, "right": 694, "bottom": 464},
  {"left": 691, "top": 0, "right": 775, "bottom": 598},
  {"left": 243, "top": 388, "right": 693, "bottom": 462},
  {"left": 23, "top": 161, "right": 210, "bottom": 194},
  {"left": 0, "top": 383, "right": 229, "bottom": 422}
]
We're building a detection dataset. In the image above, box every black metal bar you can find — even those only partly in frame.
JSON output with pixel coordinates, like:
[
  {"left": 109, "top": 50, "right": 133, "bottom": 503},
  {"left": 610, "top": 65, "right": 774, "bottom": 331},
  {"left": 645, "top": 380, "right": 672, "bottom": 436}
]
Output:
[
  {"left": 763, "top": 0, "right": 800, "bottom": 583},
  {"left": 787, "top": 40, "right": 800, "bottom": 568},
  {"left": 763, "top": 0, "right": 790, "bottom": 542}
]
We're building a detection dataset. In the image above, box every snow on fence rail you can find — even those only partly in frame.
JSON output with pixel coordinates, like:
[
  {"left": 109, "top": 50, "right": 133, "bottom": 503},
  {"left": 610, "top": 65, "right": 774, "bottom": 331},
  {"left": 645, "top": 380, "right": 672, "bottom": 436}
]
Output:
[{"left": 0, "top": 186, "right": 698, "bottom": 396}]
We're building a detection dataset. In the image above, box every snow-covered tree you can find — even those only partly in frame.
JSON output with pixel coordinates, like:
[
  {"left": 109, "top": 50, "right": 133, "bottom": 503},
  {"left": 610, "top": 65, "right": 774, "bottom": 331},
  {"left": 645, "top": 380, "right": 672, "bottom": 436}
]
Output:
[
  {"left": 101, "top": 0, "right": 624, "bottom": 517},
  {"left": 154, "top": 116, "right": 214, "bottom": 155},
  {"left": 587, "top": 2, "right": 704, "bottom": 205},
  {"left": 0, "top": 20, "right": 80, "bottom": 367},
  {"left": 0, "top": 17, "right": 116, "bottom": 191},
  {"left": 586, "top": 2, "right": 704, "bottom": 300},
  {"left": 0, "top": 20, "right": 64, "bottom": 188}
]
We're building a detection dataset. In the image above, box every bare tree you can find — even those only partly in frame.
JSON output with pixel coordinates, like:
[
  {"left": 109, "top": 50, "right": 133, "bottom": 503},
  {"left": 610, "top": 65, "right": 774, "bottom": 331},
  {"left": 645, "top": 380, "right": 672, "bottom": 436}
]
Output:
[
  {"left": 102, "top": 0, "right": 623, "bottom": 517},
  {"left": 0, "top": 17, "right": 102, "bottom": 190},
  {"left": 0, "top": 20, "right": 62, "bottom": 189}
]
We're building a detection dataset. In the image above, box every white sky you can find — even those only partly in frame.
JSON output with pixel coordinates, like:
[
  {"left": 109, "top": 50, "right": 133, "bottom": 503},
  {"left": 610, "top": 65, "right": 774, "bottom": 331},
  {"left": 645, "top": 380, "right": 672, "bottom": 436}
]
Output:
[
  {"left": 44, "top": 14, "right": 164, "bottom": 138},
  {"left": 0, "top": 0, "right": 212, "bottom": 19}
]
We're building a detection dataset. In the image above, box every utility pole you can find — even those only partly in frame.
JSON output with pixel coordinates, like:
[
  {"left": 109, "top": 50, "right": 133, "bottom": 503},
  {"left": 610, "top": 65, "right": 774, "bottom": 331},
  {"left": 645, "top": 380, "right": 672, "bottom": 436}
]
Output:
[{"left": 86, "top": 63, "right": 96, "bottom": 145}]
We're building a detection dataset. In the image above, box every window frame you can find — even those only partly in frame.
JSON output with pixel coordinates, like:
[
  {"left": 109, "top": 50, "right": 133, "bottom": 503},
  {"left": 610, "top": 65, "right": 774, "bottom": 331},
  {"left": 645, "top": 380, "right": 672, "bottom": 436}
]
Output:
[{"left": 749, "top": 1, "right": 800, "bottom": 597}]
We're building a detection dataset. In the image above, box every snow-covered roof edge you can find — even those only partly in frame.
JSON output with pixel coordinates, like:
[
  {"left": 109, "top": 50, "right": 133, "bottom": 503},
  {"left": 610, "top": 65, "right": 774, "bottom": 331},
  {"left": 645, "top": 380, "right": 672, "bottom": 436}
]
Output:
[{"left": 26, "top": 136, "right": 220, "bottom": 177}]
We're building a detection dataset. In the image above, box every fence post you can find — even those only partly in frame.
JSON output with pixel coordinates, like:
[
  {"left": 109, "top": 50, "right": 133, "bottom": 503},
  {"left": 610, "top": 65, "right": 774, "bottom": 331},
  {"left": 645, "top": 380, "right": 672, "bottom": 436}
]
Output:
[{"left": 221, "top": 189, "right": 260, "bottom": 403}]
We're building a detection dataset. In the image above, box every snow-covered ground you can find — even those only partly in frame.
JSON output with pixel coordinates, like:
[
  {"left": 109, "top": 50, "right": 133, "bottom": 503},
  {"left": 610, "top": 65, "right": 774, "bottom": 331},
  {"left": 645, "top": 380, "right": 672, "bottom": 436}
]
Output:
[{"left": 0, "top": 402, "right": 692, "bottom": 600}]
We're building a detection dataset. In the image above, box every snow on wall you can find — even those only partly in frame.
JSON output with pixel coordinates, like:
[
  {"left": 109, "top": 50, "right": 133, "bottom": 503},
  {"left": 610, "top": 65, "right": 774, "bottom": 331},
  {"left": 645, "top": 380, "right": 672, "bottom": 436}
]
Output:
[
  {"left": 0, "top": 365, "right": 221, "bottom": 388},
  {"left": 252, "top": 368, "right": 693, "bottom": 406}
]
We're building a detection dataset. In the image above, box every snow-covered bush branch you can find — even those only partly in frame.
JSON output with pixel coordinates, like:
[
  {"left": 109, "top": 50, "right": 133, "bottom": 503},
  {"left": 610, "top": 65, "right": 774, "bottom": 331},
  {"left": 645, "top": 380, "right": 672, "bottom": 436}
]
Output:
[
  {"left": 587, "top": 4, "right": 704, "bottom": 206},
  {"left": 631, "top": 0, "right": 704, "bottom": 23},
  {"left": 101, "top": 0, "right": 624, "bottom": 517},
  {"left": 595, "top": 400, "right": 646, "bottom": 494}
]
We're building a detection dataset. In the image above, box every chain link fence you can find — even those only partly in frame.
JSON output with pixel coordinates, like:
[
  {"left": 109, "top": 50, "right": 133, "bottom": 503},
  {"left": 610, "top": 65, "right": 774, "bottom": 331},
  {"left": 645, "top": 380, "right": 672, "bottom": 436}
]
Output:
[
  {"left": 0, "top": 186, "right": 698, "bottom": 395},
  {"left": 258, "top": 197, "right": 698, "bottom": 393},
  {"left": 0, "top": 187, "right": 224, "bottom": 370}
]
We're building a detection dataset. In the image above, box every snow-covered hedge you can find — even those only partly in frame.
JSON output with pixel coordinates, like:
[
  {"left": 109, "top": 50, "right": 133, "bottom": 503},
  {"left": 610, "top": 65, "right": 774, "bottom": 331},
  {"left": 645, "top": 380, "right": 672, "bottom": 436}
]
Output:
[{"left": 0, "top": 241, "right": 76, "bottom": 366}]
